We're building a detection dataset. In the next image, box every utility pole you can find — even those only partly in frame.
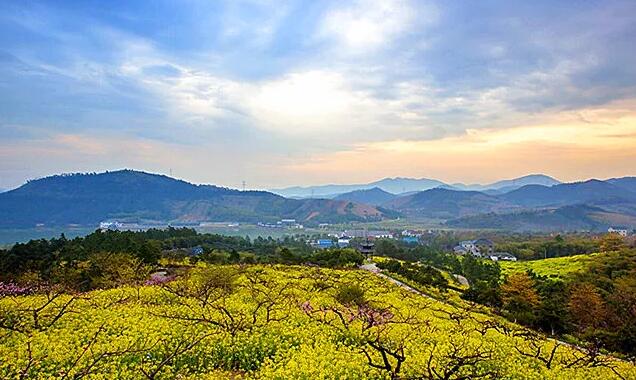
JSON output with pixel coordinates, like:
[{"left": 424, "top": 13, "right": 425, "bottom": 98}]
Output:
[
  {"left": 242, "top": 181, "right": 246, "bottom": 191},
  {"left": 169, "top": 168, "right": 173, "bottom": 177}
]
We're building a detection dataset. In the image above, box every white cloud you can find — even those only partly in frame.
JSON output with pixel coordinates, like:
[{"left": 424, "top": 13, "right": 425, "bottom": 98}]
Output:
[
  {"left": 318, "top": 0, "right": 434, "bottom": 52},
  {"left": 120, "top": 55, "right": 528, "bottom": 142},
  {"left": 249, "top": 71, "right": 359, "bottom": 132},
  {"left": 218, "top": 0, "right": 292, "bottom": 49}
]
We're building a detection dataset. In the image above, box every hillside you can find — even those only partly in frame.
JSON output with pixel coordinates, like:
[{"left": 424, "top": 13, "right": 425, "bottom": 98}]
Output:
[
  {"left": 384, "top": 188, "right": 519, "bottom": 219},
  {"left": 607, "top": 176, "right": 636, "bottom": 194},
  {"left": 0, "top": 170, "right": 393, "bottom": 227},
  {"left": 446, "top": 204, "right": 619, "bottom": 232},
  {"left": 333, "top": 187, "right": 397, "bottom": 205},
  {"left": 452, "top": 174, "right": 561, "bottom": 192},
  {"left": 500, "top": 180, "right": 636, "bottom": 208},
  {"left": 0, "top": 264, "right": 632, "bottom": 379}
]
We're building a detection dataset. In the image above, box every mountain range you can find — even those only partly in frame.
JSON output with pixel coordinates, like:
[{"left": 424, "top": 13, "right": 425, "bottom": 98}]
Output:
[
  {"left": 445, "top": 179, "right": 636, "bottom": 231},
  {"left": 2, "top": 170, "right": 635, "bottom": 232},
  {"left": 270, "top": 177, "right": 447, "bottom": 198},
  {"left": 271, "top": 174, "right": 561, "bottom": 198},
  {"left": 335, "top": 178, "right": 636, "bottom": 231},
  {"left": 383, "top": 188, "right": 520, "bottom": 219},
  {"left": 333, "top": 187, "right": 397, "bottom": 205},
  {"left": 0, "top": 170, "right": 392, "bottom": 228}
]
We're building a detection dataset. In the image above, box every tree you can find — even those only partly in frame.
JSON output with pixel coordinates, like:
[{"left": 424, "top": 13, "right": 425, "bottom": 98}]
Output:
[
  {"left": 534, "top": 277, "right": 568, "bottom": 335},
  {"left": 567, "top": 282, "right": 607, "bottom": 333},
  {"left": 302, "top": 296, "right": 422, "bottom": 379},
  {"left": 500, "top": 272, "right": 540, "bottom": 325},
  {"left": 229, "top": 249, "right": 240, "bottom": 263},
  {"left": 599, "top": 233, "right": 626, "bottom": 253},
  {"left": 375, "top": 239, "right": 401, "bottom": 257},
  {"left": 606, "top": 278, "right": 636, "bottom": 353}
]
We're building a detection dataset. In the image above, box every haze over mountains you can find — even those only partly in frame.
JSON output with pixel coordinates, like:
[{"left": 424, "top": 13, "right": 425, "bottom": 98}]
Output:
[
  {"left": 1, "top": 170, "right": 635, "bottom": 232},
  {"left": 271, "top": 177, "right": 448, "bottom": 199},
  {"left": 271, "top": 174, "right": 561, "bottom": 198}
]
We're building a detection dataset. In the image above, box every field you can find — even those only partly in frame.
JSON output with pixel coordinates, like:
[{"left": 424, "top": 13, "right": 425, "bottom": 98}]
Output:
[
  {"left": 1, "top": 264, "right": 634, "bottom": 379},
  {"left": 499, "top": 254, "right": 599, "bottom": 279}
]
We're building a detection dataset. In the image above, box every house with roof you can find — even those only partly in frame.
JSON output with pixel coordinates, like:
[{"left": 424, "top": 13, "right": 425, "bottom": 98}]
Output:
[
  {"left": 312, "top": 239, "right": 334, "bottom": 249},
  {"left": 453, "top": 238, "right": 495, "bottom": 257},
  {"left": 337, "top": 236, "right": 351, "bottom": 248},
  {"left": 190, "top": 246, "right": 204, "bottom": 256},
  {"left": 99, "top": 221, "right": 123, "bottom": 232},
  {"left": 401, "top": 236, "right": 419, "bottom": 245},
  {"left": 343, "top": 229, "right": 394, "bottom": 239},
  {"left": 358, "top": 241, "right": 375, "bottom": 258},
  {"left": 608, "top": 226, "right": 629, "bottom": 237}
]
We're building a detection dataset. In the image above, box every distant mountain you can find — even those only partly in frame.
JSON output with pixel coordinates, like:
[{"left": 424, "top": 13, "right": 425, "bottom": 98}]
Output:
[
  {"left": 383, "top": 188, "right": 519, "bottom": 219},
  {"left": 451, "top": 174, "right": 561, "bottom": 192},
  {"left": 333, "top": 187, "right": 397, "bottom": 205},
  {"left": 270, "top": 177, "right": 447, "bottom": 198},
  {"left": 368, "top": 178, "right": 448, "bottom": 194},
  {"left": 499, "top": 179, "right": 636, "bottom": 208},
  {"left": 607, "top": 177, "right": 636, "bottom": 194},
  {"left": 272, "top": 174, "right": 561, "bottom": 198},
  {"left": 0, "top": 170, "right": 394, "bottom": 228},
  {"left": 447, "top": 204, "right": 636, "bottom": 232}
]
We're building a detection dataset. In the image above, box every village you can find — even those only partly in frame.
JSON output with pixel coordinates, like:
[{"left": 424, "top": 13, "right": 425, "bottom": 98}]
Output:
[{"left": 97, "top": 218, "right": 636, "bottom": 264}]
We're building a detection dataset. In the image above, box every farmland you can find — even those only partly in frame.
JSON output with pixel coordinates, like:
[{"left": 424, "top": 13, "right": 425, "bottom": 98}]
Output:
[
  {"left": 1, "top": 264, "right": 634, "bottom": 379},
  {"left": 499, "top": 254, "right": 599, "bottom": 279}
]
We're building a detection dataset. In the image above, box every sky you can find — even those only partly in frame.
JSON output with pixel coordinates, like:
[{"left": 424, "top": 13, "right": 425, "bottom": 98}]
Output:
[{"left": 1, "top": 0, "right": 636, "bottom": 190}]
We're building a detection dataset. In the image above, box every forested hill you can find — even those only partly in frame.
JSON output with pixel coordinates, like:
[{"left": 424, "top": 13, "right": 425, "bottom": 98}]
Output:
[{"left": 0, "top": 170, "right": 392, "bottom": 227}]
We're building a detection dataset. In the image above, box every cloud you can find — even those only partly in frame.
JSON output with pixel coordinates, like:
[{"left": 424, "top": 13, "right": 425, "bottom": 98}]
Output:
[
  {"left": 1, "top": 0, "right": 636, "bottom": 189},
  {"left": 280, "top": 100, "right": 636, "bottom": 185},
  {"left": 317, "top": 0, "right": 436, "bottom": 53}
]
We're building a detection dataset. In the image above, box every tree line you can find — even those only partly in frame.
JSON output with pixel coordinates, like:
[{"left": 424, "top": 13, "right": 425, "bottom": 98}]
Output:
[{"left": 0, "top": 228, "right": 363, "bottom": 292}]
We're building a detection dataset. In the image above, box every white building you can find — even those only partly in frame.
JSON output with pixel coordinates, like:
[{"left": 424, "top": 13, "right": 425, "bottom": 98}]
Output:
[
  {"left": 453, "top": 238, "right": 495, "bottom": 257},
  {"left": 456, "top": 240, "right": 480, "bottom": 256},
  {"left": 489, "top": 252, "right": 517, "bottom": 262},
  {"left": 342, "top": 230, "right": 393, "bottom": 239},
  {"left": 337, "top": 237, "right": 351, "bottom": 248},
  {"left": 608, "top": 226, "right": 629, "bottom": 237},
  {"left": 99, "top": 221, "right": 123, "bottom": 231}
]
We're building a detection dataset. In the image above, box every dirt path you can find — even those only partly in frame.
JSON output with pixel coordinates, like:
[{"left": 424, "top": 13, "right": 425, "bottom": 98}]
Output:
[
  {"left": 359, "top": 262, "right": 427, "bottom": 297},
  {"left": 360, "top": 263, "right": 594, "bottom": 358}
]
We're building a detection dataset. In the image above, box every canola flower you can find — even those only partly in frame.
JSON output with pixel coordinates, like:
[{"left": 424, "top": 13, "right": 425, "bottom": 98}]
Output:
[{"left": 0, "top": 264, "right": 634, "bottom": 379}]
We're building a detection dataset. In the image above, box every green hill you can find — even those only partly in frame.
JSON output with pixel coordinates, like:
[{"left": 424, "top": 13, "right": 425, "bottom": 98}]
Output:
[
  {"left": 500, "top": 254, "right": 600, "bottom": 279},
  {"left": 0, "top": 170, "right": 394, "bottom": 227},
  {"left": 446, "top": 204, "right": 636, "bottom": 232},
  {"left": 384, "top": 188, "right": 519, "bottom": 219}
]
